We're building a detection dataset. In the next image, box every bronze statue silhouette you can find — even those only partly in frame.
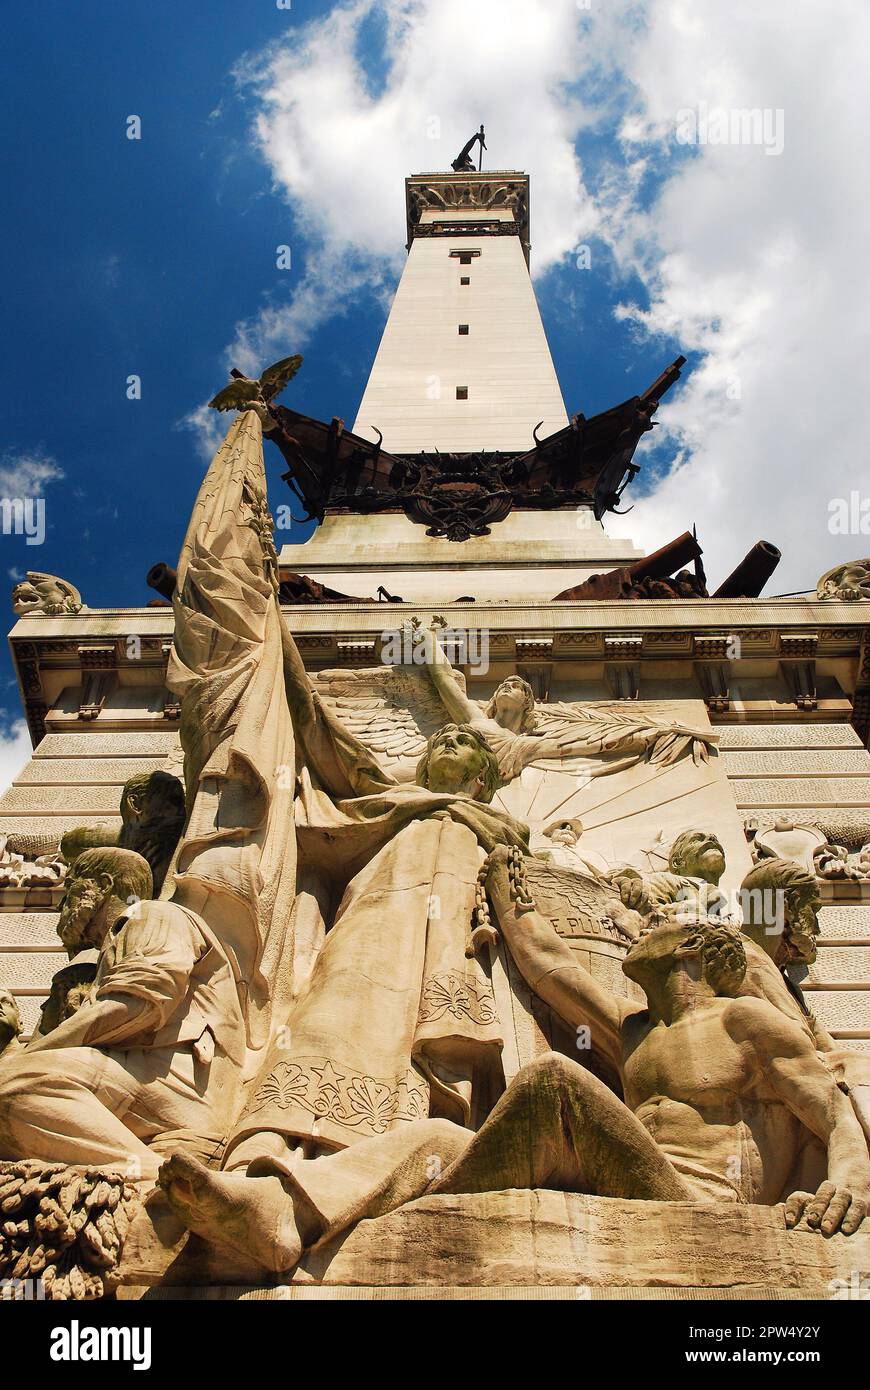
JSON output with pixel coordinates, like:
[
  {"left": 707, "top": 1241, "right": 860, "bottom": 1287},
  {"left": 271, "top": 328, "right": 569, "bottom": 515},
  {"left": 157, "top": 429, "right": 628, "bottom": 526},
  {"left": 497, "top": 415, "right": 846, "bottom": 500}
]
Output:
[{"left": 452, "top": 125, "right": 486, "bottom": 171}]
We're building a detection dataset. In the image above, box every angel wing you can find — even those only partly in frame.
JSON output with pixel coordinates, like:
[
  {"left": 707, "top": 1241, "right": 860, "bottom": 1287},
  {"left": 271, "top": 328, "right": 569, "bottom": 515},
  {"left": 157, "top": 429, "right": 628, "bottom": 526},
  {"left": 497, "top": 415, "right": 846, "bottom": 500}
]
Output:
[
  {"left": 312, "top": 665, "right": 455, "bottom": 770},
  {"left": 259, "top": 354, "right": 303, "bottom": 401}
]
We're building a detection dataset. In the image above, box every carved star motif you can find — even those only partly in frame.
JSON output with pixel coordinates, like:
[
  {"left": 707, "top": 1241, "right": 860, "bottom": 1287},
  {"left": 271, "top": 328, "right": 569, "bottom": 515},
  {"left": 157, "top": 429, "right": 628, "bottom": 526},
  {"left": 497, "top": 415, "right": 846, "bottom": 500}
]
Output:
[{"left": 310, "top": 1060, "right": 346, "bottom": 1093}]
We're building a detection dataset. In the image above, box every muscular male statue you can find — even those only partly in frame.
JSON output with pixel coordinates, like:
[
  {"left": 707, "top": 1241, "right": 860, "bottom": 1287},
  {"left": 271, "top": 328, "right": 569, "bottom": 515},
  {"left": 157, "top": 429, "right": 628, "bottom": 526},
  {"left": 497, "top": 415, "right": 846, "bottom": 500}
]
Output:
[{"left": 485, "top": 844, "right": 868, "bottom": 1223}]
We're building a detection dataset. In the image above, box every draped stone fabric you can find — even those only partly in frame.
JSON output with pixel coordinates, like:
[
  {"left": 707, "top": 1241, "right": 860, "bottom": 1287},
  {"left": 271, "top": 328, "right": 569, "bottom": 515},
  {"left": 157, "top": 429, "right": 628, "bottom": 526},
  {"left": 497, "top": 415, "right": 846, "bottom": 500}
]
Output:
[
  {"left": 226, "top": 778, "right": 527, "bottom": 1158},
  {"left": 162, "top": 409, "right": 529, "bottom": 1157},
  {"left": 165, "top": 411, "right": 297, "bottom": 1060}
]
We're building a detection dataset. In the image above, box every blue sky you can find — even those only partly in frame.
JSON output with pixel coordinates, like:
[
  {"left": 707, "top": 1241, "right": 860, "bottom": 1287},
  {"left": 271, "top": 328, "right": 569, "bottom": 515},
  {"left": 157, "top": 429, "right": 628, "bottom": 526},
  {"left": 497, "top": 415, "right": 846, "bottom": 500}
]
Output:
[
  {"left": 0, "top": 4, "right": 671, "bottom": 667},
  {"left": 2, "top": 0, "right": 867, "bottom": 781}
]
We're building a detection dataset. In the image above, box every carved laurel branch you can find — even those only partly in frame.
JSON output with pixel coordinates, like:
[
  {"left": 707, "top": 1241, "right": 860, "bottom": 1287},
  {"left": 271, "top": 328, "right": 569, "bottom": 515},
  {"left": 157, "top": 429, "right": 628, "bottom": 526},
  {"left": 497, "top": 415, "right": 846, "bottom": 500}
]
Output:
[{"left": 0, "top": 1161, "right": 141, "bottom": 1300}]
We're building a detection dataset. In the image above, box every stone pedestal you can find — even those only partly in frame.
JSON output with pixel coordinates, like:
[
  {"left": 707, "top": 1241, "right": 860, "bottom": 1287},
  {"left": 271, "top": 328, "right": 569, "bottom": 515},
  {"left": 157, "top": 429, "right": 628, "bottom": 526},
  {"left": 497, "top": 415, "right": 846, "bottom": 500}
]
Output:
[{"left": 116, "top": 1191, "right": 870, "bottom": 1300}]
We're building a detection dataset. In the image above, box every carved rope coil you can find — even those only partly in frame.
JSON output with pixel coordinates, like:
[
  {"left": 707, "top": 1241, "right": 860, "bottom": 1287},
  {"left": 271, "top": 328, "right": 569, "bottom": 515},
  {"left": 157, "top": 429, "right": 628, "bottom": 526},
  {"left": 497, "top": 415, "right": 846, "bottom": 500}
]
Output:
[{"left": 0, "top": 1161, "right": 141, "bottom": 1300}]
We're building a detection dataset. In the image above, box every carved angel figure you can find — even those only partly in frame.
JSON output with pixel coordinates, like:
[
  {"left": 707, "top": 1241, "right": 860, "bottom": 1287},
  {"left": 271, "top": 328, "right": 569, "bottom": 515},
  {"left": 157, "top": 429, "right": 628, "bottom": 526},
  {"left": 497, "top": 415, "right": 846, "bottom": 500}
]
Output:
[
  {"left": 417, "top": 627, "right": 717, "bottom": 783},
  {"left": 311, "top": 626, "right": 717, "bottom": 805}
]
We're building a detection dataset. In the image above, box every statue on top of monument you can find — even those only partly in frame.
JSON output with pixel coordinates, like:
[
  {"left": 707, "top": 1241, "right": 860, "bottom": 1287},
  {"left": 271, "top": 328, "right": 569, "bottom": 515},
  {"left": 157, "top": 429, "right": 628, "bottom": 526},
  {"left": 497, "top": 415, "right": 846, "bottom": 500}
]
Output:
[
  {"left": 207, "top": 353, "right": 304, "bottom": 431},
  {"left": 451, "top": 125, "right": 486, "bottom": 172}
]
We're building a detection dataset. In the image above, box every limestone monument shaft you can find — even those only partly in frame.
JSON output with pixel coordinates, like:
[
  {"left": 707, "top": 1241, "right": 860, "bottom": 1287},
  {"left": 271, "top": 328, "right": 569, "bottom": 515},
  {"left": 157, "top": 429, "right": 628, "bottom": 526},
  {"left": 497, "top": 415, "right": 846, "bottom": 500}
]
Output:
[{"left": 2, "top": 147, "right": 870, "bottom": 1300}]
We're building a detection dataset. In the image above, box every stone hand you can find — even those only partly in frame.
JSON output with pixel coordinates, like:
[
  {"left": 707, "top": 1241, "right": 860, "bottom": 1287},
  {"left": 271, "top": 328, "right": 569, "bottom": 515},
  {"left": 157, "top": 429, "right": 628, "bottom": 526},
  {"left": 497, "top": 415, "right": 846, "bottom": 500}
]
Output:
[
  {"left": 604, "top": 896, "right": 644, "bottom": 943},
  {"left": 483, "top": 844, "right": 512, "bottom": 905},
  {"left": 614, "top": 871, "right": 647, "bottom": 913},
  {"left": 784, "top": 1179, "right": 868, "bottom": 1236},
  {"left": 648, "top": 728, "right": 710, "bottom": 767}
]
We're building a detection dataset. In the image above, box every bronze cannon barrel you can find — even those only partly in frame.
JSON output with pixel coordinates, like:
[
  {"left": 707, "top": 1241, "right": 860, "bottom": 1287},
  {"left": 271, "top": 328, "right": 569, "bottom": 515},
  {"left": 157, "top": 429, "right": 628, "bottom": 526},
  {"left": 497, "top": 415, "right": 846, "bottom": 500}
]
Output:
[
  {"left": 146, "top": 562, "right": 177, "bottom": 600},
  {"left": 713, "top": 541, "right": 781, "bottom": 598},
  {"left": 553, "top": 530, "right": 702, "bottom": 601}
]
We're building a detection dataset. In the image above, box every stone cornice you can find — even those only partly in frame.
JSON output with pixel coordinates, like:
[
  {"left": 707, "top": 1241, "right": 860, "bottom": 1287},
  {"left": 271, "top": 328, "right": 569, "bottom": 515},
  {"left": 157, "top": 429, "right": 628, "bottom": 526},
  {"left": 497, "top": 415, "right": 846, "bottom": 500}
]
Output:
[
  {"left": 405, "top": 170, "right": 531, "bottom": 263},
  {"left": 8, "top": 599, "right": 868, "bottom": 638},
  {"left": 283, "top": 599, "right": 869, "bottom": 635},
  {"left": 8, "top": 604, "right": 868, "bottom": 750}
]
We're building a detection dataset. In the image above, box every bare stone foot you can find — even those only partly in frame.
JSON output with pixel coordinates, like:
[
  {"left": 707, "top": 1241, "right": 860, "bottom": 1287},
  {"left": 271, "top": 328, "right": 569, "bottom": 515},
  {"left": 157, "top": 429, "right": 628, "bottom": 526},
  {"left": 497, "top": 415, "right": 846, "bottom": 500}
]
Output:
[{"left": 158, "top": 1151, "right": 302, "bottom": 1275}]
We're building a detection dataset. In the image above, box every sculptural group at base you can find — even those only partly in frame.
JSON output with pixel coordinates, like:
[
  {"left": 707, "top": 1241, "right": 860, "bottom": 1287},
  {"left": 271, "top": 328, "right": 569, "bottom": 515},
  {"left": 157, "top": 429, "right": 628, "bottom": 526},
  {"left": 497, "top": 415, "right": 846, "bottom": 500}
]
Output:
[{"left": 2, "top": 410, "right": 868, "bottom": 1298}]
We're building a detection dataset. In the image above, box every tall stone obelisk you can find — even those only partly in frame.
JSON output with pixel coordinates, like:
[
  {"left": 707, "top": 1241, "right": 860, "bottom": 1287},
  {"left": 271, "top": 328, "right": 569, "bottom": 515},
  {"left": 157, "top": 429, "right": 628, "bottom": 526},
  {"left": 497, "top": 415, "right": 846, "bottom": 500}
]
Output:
[{"left": 353, "top": 169, "right": 568, "bottom": 453}]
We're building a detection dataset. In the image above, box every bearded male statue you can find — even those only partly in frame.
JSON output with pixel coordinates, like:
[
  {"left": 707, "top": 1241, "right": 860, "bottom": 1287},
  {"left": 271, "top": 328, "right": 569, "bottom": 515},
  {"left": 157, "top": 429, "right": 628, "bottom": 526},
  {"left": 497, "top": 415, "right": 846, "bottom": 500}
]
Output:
[{"left": 0, "top": 847, "right": 247, "bottom": 1178}]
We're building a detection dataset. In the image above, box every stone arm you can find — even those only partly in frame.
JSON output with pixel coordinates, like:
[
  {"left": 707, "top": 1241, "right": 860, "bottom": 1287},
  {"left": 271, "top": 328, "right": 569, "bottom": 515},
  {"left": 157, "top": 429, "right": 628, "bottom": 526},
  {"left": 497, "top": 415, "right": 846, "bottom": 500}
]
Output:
[
  {"left": 422, "top": 628, "right": 481, "bottom": 727},
  {"left": 279, "top": 610, "right": 397, "bottom": 799},
  {"left": 484, "top": 846, "right": 630, "bottom": 1073},
  {"left": 611, "top": 868, "right": 726, "bottom": 919},
  {"left": 24, "top": 911, "right": 202, "bottom": 1054},
  {"left": 730, "top": 996, "right": 870, "bottom": 1235},
  {"left": 569, "top": 720, "right": 715, "bottom": 773},
  {"left": 60, "top": 826, "right": 120, "bottom": 863},
  {"left": 807, "top": 1013, "right": 838, "bottom": 1054}
]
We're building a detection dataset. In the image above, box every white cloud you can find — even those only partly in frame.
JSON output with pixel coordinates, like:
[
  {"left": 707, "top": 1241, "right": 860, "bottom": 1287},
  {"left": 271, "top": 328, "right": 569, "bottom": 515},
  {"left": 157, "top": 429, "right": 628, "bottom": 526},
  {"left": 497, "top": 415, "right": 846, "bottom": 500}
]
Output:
[
  {"left": 179, "top": 251, "right": 393, "bottom": 460},
  {"left": 176, "top": 402, "right": 228, "bottom": 465},
  {"left": 0, "top": 718, "right": 31, "bottom": 797},
  {"left": 226, "top": 252, "right": 394, "bottom": 377},
  {"left": 596, "top": 0, "right": 870, "bottom": 592},
  {"left": 236, "top": 0, "right": 599, "bottom": 271},
  {"left": 0, "top": 448, "right": 63, "bottom": 498}
]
